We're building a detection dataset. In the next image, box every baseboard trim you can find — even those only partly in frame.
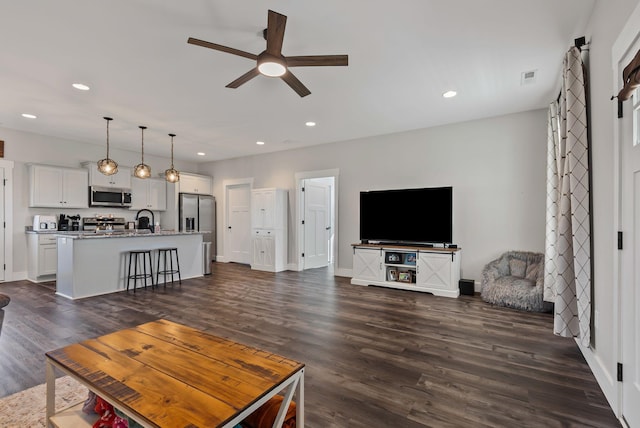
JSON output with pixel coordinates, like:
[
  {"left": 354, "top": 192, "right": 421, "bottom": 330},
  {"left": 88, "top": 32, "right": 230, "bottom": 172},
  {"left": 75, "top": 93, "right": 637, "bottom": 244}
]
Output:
[{"left": 576, "top": 340, "right": 619, "bottom": 418}]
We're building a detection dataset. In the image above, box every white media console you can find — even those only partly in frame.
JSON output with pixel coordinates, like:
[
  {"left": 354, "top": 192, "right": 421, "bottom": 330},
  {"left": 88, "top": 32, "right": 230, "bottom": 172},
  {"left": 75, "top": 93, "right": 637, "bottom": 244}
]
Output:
[{"left": 351, "top": 244, "right": 461, "bottom": 297}]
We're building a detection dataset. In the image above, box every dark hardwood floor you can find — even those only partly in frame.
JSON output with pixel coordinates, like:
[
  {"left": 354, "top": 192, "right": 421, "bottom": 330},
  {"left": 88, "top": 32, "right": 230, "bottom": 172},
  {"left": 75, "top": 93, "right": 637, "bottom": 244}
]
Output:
[{"left": 0, "top": 263, "right": 620, "bottom": 427}]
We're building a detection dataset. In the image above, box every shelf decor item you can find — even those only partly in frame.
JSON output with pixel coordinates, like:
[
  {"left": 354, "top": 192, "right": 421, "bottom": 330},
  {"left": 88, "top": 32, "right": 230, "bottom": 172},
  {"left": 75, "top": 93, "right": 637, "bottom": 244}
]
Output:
[
  {"left": 97, "top": 117, "right": 118, "bottom": 176},
  {"left": 404, "top": 253, "right": 417, "bottom": 265},
  {"left": 388, "top": 268, "right": 398, "bottom": 281},
  {"left": 134, "top": 125, "right": 151, "bottom": 179},
  {"left": 164, "top": 133, "right": 180, "bottom": 183},
  {"left": 398, "top": 272, "right": 412, "bottom": 283},
  {"left": 386, "top": 252, "right": 401, "bottom": 263}
]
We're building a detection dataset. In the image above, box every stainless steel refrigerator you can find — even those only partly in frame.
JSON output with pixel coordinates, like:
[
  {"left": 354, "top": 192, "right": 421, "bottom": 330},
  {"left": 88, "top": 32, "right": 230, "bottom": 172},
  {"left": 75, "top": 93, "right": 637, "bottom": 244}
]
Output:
[{"left": 179, "top": 193, "right": 216, "bottom": 272}]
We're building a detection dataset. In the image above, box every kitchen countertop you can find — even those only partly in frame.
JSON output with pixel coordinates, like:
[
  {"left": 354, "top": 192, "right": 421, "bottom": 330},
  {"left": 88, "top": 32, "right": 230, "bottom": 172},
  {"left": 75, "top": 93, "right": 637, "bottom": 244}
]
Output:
[{"left": 26, "top": 230, "right": 206, "bottom": 239}]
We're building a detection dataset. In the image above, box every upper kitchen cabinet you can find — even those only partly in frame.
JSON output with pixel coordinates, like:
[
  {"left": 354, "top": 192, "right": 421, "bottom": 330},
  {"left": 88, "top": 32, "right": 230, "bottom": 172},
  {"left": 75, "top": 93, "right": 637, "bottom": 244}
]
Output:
[
  {"left": 28, "top": 164, "right": 88, "bottom": 208},
  {"left": 130, "top": 178, "right": 167, "bottom": 211},
  {"left": 83, "top": 162, "right": 132, "bottom": 189},
  {"left": 179, "top": 173, "right": 212, "bottom": 195},
  {"left": 251, "top": 188, "right": 287, "bottom": 230}
]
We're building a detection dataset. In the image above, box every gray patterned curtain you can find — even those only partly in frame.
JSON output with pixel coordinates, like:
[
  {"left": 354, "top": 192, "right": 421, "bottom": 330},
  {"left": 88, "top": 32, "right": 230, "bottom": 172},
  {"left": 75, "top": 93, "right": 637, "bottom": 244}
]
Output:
[{"left": 544, "top": 46, "right": 591, "bottom": 346}]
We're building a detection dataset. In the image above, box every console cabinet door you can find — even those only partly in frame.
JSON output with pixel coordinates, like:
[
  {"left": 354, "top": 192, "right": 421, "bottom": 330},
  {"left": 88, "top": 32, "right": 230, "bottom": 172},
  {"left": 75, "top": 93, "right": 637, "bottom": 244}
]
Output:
[
  {"left": 353, "top": 247, "right": 383, "bottom": 281},
  {"left": 416, "top": 252, "right": 452, "bottom": 290}
]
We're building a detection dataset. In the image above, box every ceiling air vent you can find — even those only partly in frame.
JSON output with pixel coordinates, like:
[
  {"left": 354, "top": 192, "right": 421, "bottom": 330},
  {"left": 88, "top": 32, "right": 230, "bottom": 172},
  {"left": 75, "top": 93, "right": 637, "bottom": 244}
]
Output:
[{"left": 521, "top": 70, "right": 537, "bottom": 85}]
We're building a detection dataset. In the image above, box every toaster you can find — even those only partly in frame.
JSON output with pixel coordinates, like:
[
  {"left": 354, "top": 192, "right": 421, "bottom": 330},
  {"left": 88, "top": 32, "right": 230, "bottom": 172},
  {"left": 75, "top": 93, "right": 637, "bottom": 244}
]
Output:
[{"left": 33, "top": 215, "right": 58, "bottom": 231}]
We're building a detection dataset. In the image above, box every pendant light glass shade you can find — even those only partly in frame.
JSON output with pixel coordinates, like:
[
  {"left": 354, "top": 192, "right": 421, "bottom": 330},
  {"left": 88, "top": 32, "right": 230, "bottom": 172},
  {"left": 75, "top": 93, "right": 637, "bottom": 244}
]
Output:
[
  {"left": 165, "top": 133, "right": 180, "bottom": 183},
  {"left": 134, "top": 125, "right": 151, "bottom": 179},
  {"left": 97, "top": 117, "right": 118, "bottom": 176}
]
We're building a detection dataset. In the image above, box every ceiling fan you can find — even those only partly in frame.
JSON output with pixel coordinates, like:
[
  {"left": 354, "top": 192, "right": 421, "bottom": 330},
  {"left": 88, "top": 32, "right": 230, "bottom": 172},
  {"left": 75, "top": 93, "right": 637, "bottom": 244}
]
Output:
[{"left": 187, "top": 9, "right": 348, "bottom": 97}]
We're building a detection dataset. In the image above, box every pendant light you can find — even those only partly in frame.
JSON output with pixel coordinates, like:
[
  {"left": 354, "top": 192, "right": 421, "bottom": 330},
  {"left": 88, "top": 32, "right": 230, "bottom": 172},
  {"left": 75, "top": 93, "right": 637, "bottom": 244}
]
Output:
[
  {"left": 97, "top": 117, "right": 118, "bottom": 176},
  {"left": 165, "top": 133, "right": 180, "bottom": 183},
  {"left": 134, "top": 125, "right": 151, "bottom": 179}
]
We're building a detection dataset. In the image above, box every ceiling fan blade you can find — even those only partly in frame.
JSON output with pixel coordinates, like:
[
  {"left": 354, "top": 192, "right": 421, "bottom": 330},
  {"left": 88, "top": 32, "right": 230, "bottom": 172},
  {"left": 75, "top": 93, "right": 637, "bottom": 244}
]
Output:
[
  {"left": 266, "top": 10, "right": 287, "bottom": 56},
  {"left": 226, "top": 68, "right": 260, "bottom": 88},
  {"left": 281, "top": 71, "right": 311, "bottom": 97},
  {"left": 286, "top": 55, "right": 349, "bottom": 67},
  {"left": 188, "top": 37, "right": 257, "bottom": 61}
]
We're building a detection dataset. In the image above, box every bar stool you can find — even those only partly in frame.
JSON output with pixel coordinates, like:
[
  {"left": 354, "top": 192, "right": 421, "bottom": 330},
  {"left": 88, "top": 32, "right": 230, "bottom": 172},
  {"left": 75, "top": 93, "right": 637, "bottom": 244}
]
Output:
[
  {"left": 156, "top": 247, "right": 181, "bottom": 288},
  {"left": 126, "top": 250, "right": 154, "bottom": 292}
]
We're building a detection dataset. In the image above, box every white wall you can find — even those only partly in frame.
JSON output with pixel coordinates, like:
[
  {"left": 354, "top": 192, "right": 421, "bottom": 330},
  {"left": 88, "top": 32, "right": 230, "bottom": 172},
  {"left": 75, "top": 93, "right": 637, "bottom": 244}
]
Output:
[
  {"left": 0, "top": 126, "right": 199, "bottom": 277},
  {"left": 200, "top": 108, "right": 548, "bottom": 282}
]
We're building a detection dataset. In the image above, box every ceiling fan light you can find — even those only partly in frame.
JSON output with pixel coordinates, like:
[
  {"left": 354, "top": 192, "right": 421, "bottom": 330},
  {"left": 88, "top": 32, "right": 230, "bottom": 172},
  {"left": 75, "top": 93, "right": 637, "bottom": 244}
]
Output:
[
  {"left": 257, "top": 52, "right": 286, "bottom": 77},
  {"left": 258, "top": 61, "right": 286, "bottom": 77}
]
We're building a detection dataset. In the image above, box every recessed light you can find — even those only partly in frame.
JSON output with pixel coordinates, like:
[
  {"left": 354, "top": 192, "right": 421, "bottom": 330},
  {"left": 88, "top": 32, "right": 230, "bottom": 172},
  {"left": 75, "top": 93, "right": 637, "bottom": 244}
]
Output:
[
  {"left": 442, "top": 90, "right": 457, "bottom": 98},
  {"left": 256, "top": 141, "right": 265, "bottom": 145},
  {"left": 72, "top": 83, "right": 90, "bottom": 91},
  {"left": 21, "top": 113, "right": 37, "bottom": 119},
  {"left": 197, "top": 152, "right": 206, "bottom": 156},
  {"left": 305, "top": 121, "right": 316, "bottom": 127}
]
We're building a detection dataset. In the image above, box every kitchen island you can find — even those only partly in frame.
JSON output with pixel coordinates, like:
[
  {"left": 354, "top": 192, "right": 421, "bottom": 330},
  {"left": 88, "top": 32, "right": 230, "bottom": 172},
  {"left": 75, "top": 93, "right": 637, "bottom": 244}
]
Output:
[{"left": 55, "top": 231, "right": 205, "bottom": 299}]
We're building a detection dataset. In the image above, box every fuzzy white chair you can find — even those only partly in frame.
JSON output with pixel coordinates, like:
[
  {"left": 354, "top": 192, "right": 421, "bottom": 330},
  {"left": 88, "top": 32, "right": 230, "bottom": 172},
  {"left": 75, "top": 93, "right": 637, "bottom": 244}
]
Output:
[{"left": 481, "top": 251, "right": 552, "bottom": 312}]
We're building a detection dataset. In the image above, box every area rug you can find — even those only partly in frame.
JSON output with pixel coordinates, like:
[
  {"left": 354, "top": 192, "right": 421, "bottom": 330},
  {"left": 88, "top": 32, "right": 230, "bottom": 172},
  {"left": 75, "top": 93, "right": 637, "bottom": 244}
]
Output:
[{"left": 0, "top": 376, "right": 89, "bottom": 427}]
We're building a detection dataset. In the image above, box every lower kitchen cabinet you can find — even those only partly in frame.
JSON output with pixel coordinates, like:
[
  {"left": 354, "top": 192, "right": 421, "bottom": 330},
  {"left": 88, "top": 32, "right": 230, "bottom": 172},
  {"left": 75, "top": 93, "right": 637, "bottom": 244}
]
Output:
[
  {"left": 251, "top": 229, "right": 286, "bottom": 272},
  {"left": 27, "top": 233, "right": 57, "bottom": 282}
]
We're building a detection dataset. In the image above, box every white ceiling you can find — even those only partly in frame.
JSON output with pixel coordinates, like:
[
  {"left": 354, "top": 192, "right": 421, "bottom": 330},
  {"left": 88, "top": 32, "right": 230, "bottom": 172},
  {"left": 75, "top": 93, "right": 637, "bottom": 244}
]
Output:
[{"left": 0, "top": 0, "right": 595, "bottom": 162}]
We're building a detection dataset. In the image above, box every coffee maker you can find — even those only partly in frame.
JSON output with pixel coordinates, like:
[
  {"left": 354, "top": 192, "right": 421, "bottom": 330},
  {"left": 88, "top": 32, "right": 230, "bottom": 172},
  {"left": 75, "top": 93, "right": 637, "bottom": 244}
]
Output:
[{"left": 68, "top": 215, "right": 81, "bottom": 231}]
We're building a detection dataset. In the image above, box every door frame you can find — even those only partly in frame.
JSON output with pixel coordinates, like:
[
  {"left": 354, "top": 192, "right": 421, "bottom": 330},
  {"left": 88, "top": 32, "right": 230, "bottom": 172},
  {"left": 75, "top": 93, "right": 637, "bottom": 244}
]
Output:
[
  {"left": 0, "top": 159, "right": 13, "bottom": 282},
  {"left": 612, "top": 2, "right": 640, "bottom": 421},
  {"left": 222, "top": 177, "right": 253, "bottom": 263},
  {"left": 294, "top": 169, "right": 339, "bottom": 271}
]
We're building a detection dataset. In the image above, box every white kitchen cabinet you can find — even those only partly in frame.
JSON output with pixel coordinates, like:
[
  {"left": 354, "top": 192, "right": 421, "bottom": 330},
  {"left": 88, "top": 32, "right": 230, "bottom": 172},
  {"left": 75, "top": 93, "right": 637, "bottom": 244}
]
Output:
[
  {"left": 28, "top": 164, "right": 88, "bottom": 208},
  {"left": 83, "top": 162, "right": 132, "bottom": 189},
  {"left": 179, "top": 173, "right": 212, "bottom": 195},
  {"left": 250, "top": 188, "right": 287, "bottom": 272},
  {"left": 351, "top": 244, "right": 461, "bottom": 298},
  {"left": 27, "top": 233, "right": 57, "bottom": 282},
  {"left": 252, "top": 230, "right": 276, "bottom": 270},
  {"left": 130, "top": 178, "right": 167, "bottom": 211},
  {"left": 251, "top": 188, "right": 287, "bottom": 230}
]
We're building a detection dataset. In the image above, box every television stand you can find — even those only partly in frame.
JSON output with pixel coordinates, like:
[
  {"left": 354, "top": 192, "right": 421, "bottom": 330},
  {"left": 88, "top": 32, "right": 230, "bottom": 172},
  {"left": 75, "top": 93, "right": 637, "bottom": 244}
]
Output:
[{"left": 351, "top": 243, "right": 461, "bottom": 297}]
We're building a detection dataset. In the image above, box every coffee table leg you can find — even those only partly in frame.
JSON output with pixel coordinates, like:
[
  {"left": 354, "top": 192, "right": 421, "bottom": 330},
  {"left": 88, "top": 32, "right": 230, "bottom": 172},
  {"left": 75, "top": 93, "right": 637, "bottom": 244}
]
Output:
[
  {"left": 45, "top": 361, "right": 55, "bottom": 428},
  {"left": 297, "top": 368, "right": 304, "bottom": 428},
  {"left": 271, "top": 368, "right": 304, "bottom": 428}
]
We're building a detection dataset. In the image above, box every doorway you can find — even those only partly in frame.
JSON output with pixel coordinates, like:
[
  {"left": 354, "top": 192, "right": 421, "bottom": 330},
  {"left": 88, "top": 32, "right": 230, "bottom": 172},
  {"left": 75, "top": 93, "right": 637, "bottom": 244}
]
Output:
[
  {"left": 295, "top": 169, "right": 338, "bottom": 271},
  {"left": 223, "top": 178, "right": 253, "bottom": 265},
  {"left": 613, "top": 7, "right": 640, "bottom": 426},
  {"left": 0, "top": 159, "right": 14, "bottom": 282}
]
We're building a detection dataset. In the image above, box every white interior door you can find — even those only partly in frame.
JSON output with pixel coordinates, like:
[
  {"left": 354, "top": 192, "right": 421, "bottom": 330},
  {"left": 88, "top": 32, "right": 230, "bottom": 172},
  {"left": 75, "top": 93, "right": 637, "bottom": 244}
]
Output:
[
  {"left": 303, "top": 178, "right": 331, "bottom": 269},
  {"left": 226, "top": 184, "right": 251, "bottom": 264},
  {"left": 619, "top": 49, "right": 640, "bottom": 428}
]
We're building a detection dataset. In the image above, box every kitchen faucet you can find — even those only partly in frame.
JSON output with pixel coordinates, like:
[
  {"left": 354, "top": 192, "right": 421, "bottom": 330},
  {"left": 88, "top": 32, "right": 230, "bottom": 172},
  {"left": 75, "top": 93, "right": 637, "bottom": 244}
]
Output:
[{"left": 135, "top": 209, "right": 155, "bottom": 232}]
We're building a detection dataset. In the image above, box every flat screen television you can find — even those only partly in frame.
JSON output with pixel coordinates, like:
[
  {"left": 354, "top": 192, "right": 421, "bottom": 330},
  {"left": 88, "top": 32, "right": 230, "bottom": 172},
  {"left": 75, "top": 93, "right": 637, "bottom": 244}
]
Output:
[{"left": 359, "top": 186, "right": 453, "bottom": 245}]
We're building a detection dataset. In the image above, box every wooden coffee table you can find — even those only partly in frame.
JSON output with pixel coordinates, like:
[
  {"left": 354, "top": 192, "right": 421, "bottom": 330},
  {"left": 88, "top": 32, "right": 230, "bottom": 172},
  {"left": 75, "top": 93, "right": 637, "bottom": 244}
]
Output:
[{"left": 45, "top": 319, "right": 305, "bottom": 427}]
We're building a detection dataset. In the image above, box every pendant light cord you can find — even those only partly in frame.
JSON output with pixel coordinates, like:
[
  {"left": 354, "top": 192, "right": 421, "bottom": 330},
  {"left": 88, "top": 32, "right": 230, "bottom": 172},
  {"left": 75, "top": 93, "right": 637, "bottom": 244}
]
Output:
[
  {"left": 139, "top": 126, "right": 146, "bottom": 163},
  {"left": 104, "top": 117, "right": 112, "bottom": 159},
  {"left": 169, "top": 133, "right": 176, "bottom": 168}
]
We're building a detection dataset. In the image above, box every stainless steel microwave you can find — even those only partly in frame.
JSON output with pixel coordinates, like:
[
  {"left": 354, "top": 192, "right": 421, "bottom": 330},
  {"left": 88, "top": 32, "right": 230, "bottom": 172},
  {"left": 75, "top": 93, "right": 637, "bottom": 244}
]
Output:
[{"left": 89, "top": 186, "right": 132, "bottom": 207}]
